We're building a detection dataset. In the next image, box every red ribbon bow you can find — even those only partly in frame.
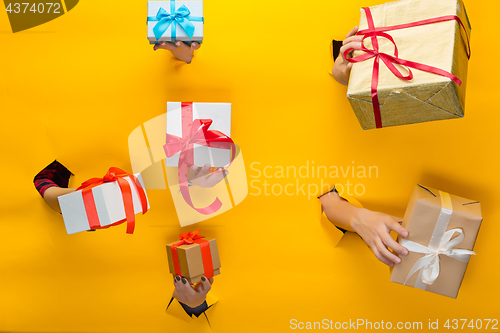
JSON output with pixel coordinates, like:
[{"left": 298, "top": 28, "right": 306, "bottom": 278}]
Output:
[
  {"left": 76, "top": 167, "right": 148, "bottom": 234},
  {"left": 170, "top": 229, "right": 214, "bottom": 279},
  {"left": 346, "top": 7, "right": 471, "bottom": 129},
  {"left": 163, "top": 102, "right": 236, "bottom": 215}
]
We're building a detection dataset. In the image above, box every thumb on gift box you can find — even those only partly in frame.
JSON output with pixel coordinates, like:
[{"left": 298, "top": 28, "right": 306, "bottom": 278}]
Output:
[{"left": 199, "top": 276, "right": 212, "bottom": 293}]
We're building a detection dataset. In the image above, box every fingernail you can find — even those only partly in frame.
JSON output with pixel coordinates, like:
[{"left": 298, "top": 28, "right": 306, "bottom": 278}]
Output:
[
  {"left": 402, "top": 250, "right": 408, "bottom": 255},
  {"left": 396, "top": 258, "right": 401, "bottom": 264},
  {"left": 176, "top": 41, "right": 181, "bottom": 46},
  {"left": 201, "top": 276, "right": 206, "bottom": 281},
  {"left": 176, "top": 276, "right": 181, "bottom": 281},
  {"left": 161, "top": 42, "right": 166, "bottom": 45},
  {"left": 404, "top": 232, "right": 409, "bottom": 237},
  {"left": 182, "top": 278, "right": 187, "bottom": 284},
  {"left": 204, "top": 164, "right": 210, "bottom": 170}
]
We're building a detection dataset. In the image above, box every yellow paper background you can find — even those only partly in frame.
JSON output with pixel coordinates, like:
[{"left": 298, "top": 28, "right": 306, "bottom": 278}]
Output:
[{"left": 0, "top": 0, "right": 499, "bottom": 332}]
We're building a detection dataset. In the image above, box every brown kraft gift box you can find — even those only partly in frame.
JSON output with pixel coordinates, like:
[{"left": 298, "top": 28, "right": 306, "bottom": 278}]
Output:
[
  {"left": 391, "top": 184, "right": 482, "bottom": 298},
  {"left": 166, "top": 238, "right": 221, "bottom": 284},
  {"left": 347, "top": 0, "right": 471, "bottom": 129}
]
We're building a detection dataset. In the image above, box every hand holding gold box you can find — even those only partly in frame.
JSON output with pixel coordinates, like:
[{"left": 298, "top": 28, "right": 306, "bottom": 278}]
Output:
[{"left": 347, "top": 0, "right": 471, "bottom": 129}]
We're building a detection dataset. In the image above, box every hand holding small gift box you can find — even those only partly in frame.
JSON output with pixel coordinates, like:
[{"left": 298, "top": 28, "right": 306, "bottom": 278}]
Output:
[
  {"left": 167, "top": 227, "right": 219, "bottom": 318},
  {"left": 166, "top": 229, "right": 220, "bottom": 312},
  {"left": 148, "top": 1, "right": 203, "bottom": 63},
  {"left": 391, "top": 184, "right": 482, "bottom": 298},
  {"left": 58, "top": 167, "right": 149, "bottom": 235},
  {"left": 127, "top": 101, "right": 247, "bottom": 227},
  {"left": 164, "top": 102, "right": 236, "bottom": 224}
]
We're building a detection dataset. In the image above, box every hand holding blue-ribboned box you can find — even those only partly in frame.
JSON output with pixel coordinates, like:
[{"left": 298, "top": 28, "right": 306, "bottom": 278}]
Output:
[{"left": 147, "top": 1, "right": 203, "bottom": 44}]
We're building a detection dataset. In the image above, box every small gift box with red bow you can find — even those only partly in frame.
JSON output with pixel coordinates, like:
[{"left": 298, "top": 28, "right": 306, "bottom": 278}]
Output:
[
  {"left": 390, "top": 185, "right": 482, "bottom": 298},
  {"left": 58, "top": 168, "right": 149, "bottom": 235},
  {"left": 147, "top": 1, "right": 203, "bottom": 44},
  {"left": 166, "top": 230, "right": 221, "bottom": 284},
  {"left": 346, "top": 0, "right": 471, "bottom": 129}
]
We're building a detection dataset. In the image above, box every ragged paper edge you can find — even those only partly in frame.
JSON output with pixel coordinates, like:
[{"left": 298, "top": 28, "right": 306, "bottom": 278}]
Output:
[
  {"left": 417, "top": 184, "right": 437, "bottom": 197},
  {"left": 165, "top": 293, "right": 218, "bottom": 328},
  {"left": 318, "top": 186, "right": 364, "bottom": 247},
  {"left": 417, "top": 183, "right": 481, "bottom": 206}
]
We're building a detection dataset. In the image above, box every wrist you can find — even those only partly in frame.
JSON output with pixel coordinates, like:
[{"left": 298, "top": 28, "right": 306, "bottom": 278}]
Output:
[
  {"left": 179, "top": 299, "right": 205, "bottom": 308},
  {"left": 350, "top": 207, "right": 370, "bottom": 233}
]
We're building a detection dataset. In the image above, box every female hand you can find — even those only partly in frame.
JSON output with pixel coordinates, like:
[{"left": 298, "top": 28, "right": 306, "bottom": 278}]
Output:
[
  {"left": 154, "top": 41, "right": 201, "bottom": 64},
  {"left": 352, "top": 209, "right": 409, "bottom": 267},
  {"left": 188, "top": 164, "right": 228, "bottom": 188},
  {"left": 173, "top": 276, "right": 213, "bottom": 308},
  {"left": 332, "top": 26, "right": 363, "bottom": 85}
]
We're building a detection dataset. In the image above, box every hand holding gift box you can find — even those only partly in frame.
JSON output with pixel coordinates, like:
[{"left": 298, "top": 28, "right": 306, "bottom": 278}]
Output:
[
  {"left": 58, "top": 167, "right": 149, "bottom": 235},
  {"left": 346, "top": 0, "right": 471, "bottom": 129},
  {"left": 166, "top": 230, "right": 219, "bottom": 321},
  {"left": 166, "top": 229, "right": 221, "bottom": 285},
  {"left": 164, "top": 102, "right": 236, "bottom": 217},
  {"left": 391, "top": 184, "right": 482, "bottom": 298},
  {"left": 319, "top": 185, "right": 409, "bottom": 266},
  {"left": 127, "top": 102, "right": 248, "bottom": 227}
]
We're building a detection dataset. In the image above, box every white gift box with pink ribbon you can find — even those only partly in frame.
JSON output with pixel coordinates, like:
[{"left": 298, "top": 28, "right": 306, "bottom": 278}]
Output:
[{"left": 165, "top": 102, "right": 232, "bottom": 168}]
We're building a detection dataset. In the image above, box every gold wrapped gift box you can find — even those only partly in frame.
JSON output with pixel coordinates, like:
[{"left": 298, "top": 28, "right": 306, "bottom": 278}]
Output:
[{"left": 347, "top": 0, "right": 471, "bottom": 129}]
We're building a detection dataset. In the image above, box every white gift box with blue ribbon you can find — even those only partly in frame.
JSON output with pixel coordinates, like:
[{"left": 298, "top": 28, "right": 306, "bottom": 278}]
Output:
[{"left": 147, "top": 1, "right": 203, "bottom": 44}]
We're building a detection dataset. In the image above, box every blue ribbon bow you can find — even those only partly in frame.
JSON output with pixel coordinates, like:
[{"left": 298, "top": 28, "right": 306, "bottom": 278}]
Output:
[{"left": 147, "top": 2, "right": 203, "bottom": 41}]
